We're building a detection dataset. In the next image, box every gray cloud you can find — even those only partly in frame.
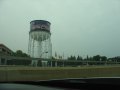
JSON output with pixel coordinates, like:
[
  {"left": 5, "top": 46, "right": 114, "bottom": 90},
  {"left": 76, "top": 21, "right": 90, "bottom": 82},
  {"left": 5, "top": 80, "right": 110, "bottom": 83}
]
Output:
[{"left": 0, "top": 0, "right": 120, "bottom": 58}]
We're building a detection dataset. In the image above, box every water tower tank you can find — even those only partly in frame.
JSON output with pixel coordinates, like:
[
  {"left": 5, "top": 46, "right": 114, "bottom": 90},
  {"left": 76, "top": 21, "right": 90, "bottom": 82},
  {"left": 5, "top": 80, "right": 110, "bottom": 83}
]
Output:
[{"left": 28, "top": 20, "right": 52, "bottom": 60}]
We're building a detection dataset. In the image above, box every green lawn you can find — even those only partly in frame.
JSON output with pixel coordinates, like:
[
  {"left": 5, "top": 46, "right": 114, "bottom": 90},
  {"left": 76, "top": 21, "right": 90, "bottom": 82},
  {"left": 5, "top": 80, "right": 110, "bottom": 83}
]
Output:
[{"left": 0, "top": 65, "right": 120, "bottom": 81}]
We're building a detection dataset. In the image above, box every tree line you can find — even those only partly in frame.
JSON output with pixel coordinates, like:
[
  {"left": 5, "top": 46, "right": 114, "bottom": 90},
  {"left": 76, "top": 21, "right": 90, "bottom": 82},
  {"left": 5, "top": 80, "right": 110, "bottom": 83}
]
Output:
[
  {"left": 67, "top": 55, "right": 120, "bottom": 62},
  {"left": 12, "top": 50, "right": 120, "bottom": 62},
  {"left": 12, "top": 50, "right": 29, "bottom": 57}
]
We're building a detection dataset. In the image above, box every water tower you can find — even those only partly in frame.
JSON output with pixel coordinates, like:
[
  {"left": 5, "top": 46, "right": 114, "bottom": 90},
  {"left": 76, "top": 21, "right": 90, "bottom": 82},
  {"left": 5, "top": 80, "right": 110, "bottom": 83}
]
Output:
[{"left": 28, "top": 20, "right": 52, "bottom": 66}]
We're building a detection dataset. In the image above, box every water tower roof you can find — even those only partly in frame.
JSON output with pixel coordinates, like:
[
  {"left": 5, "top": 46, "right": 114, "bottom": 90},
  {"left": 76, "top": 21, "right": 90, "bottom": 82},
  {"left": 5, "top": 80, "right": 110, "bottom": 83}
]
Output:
[{"left": 30, "top": 20, "right": 51, "bottom": 24}]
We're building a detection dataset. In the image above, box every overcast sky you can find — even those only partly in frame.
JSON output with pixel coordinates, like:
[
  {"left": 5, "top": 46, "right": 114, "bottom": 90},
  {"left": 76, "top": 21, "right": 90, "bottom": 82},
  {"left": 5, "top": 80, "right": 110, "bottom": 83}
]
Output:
[{"left": 0, "top": 0, "right": 120, "bottom": 58}]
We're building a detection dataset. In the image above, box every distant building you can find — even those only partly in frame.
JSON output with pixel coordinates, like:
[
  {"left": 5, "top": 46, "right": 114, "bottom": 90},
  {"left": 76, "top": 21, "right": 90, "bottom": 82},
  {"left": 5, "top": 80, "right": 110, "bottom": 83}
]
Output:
[
  {"left": 0, "top": 44, "right": 13, "bottom": 55},
  {"left": 0, "top": 44, "right": 13, "bottom": 65}
]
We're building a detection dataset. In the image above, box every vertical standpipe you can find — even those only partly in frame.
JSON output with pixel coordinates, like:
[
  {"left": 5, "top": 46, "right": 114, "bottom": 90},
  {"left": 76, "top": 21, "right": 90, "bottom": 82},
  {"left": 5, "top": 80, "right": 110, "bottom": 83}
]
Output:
[{"left": 28, "top": 20, "right": 52, "bottom": 60}]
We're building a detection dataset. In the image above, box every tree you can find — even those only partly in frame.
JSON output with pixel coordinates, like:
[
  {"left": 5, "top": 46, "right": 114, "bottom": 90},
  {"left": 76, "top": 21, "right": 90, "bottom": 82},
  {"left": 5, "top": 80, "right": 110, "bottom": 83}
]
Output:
[
  {"left": 77, "top": 56, "right": 80, "bottom": 60},
  {"left": 58, "top": 55, "right": 62, "bottom": 59},
  {"left": 22, "top": 53, "right": 29, "bottom": 57},
  {"left": 52, "top": 56, "right": 55, "bottom": 60},
  {"left": 77, "top": 55, "right": 83, "bottom": 60},
  {"left": 101, "top": 56, "right": 107, "bottom": 61},
  {"left": 16, "top": 50, "right": 23, "bottom": 56},
  {"left": 68, "top": 55, "right": 76, "bottom": 60},
  {"left": 13, "top": 50, "right": 29, "bottom": 57},
  {"left": 70, "top": 55, "right": 74, "bottom": 60},
  {"left": 93, "top": 55, "right": 101, "bottom": 61},
  {"left": 73, "top": 56, "right": 76, "bottom": 60},
  {"left": 89, "top": 57, "right": 93, "bottom": 61}
]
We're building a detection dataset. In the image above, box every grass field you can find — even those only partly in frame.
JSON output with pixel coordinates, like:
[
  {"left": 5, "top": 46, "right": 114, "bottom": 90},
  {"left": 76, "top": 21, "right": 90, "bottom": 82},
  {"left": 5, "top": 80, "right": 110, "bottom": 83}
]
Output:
[{"left": 0, "top": 65, "right": 120, "bottom": 81}]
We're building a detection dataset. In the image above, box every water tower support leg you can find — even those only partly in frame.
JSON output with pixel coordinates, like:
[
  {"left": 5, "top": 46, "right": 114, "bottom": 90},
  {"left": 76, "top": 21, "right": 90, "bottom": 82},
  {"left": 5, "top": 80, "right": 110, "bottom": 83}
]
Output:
[
  {"left": 0, "top": 58, "right": 1, "bottom": 65},
  {"left": 63, "top": 62, "right": 64, "bottom": 67},
  {"left": 51, "top": 61, "right": 52, "bottom": 67},
  {"left": 55, "top": 61, "right": 57, "bottom": 67}
]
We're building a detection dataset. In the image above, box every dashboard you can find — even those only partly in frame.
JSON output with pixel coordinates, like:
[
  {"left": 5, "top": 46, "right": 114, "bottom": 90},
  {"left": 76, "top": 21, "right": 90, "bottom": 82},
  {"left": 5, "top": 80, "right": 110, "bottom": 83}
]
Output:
[
  {"left": 0, "top": 77, "right": 120, "bottom": 90},
  {"left": 0, "top": 83, "right": 63, "bottom": 90}
]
